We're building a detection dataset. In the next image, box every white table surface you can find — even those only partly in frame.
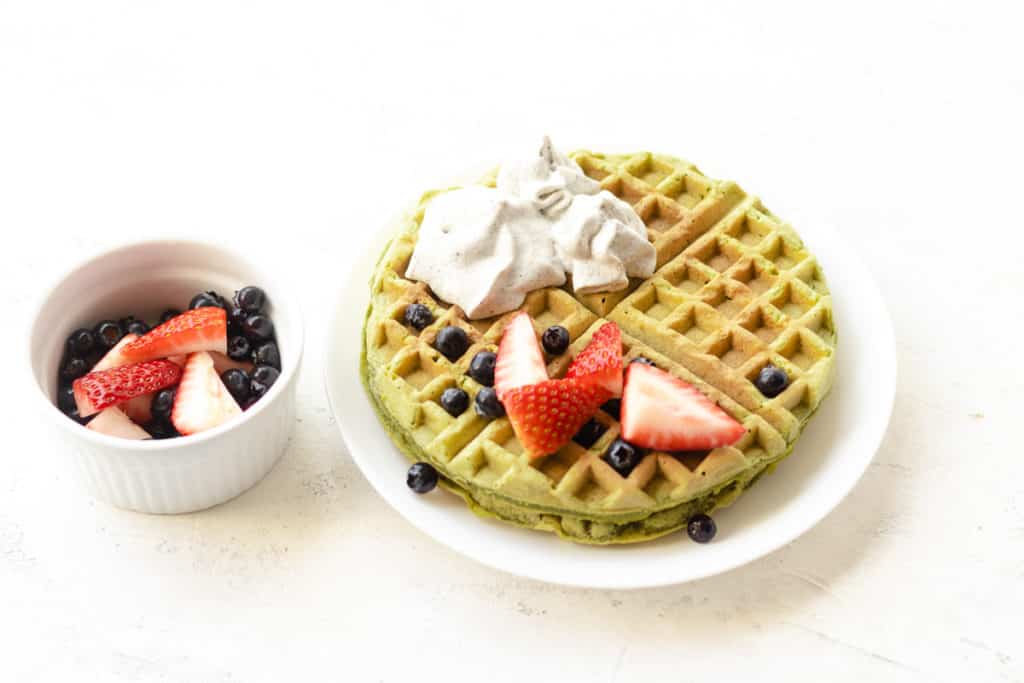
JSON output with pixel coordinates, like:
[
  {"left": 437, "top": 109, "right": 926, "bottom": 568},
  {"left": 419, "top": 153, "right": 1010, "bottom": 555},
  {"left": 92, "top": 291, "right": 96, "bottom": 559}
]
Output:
[{"left": 2, "top": 2, "right": 1022, "bottom": 681}]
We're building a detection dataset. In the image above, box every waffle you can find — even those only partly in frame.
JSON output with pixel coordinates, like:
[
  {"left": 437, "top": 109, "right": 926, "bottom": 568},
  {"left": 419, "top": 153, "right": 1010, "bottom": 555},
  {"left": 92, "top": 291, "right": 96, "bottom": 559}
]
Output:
[{"left": 361, "top": 151, "right": 836, "bottom": 544}]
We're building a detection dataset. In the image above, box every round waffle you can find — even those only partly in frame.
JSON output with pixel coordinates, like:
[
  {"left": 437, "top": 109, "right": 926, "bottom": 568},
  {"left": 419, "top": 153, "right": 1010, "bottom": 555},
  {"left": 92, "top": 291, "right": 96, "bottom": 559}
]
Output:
[{"left": 361, "top": 150, "right": 836, "bottom": 544}]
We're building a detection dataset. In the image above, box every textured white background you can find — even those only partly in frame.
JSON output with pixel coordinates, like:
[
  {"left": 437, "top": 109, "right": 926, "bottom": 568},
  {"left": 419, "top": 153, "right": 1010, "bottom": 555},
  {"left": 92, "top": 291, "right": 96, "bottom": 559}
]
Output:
[{"left": 2, "top": 1, "right": 1022, "bottom": 681}]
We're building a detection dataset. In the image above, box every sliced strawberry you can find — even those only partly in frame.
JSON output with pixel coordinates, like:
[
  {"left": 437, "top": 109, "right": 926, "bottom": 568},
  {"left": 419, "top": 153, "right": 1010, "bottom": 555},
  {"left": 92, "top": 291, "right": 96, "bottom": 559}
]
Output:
[
  {"left": 566, "top": 322, "right": 623, "bottom": 397},
  {"left": 171, "top": 351, "right": 242, "bottom": 436},
  {"left": 209, "top": 351, "right": 254, "bottom": 375},
  {"left": 120, "top": 308, "right": 227, "bottom": 363},
  {"left": 494, "top": 312, "right": 548, "bottom": 400},
  {"left": 91, "top": 333, "right": 139, "bottom": 372},
  {"left": 620, "top": 364, "right": 746, "bottom": 451},
  {"left": 86, "top": 406, "right": 152, "bottom": 440},
  {"left": 73, "top": 360, "right": 182, "bottom": 417},
  {"left": 503, "top": 377, "right": 607, "bottom": 458},
  {"left": 120, "top": 394, "right": 154, "bottom": 424}
]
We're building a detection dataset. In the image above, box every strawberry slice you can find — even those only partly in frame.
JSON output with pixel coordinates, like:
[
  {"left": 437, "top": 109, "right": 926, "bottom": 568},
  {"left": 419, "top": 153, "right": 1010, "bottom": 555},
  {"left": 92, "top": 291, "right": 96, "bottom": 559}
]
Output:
[
  {"left": 120, "top": 308, "right": 227, "bottom": 363},
  {"left": 566, "top": 322, "right": 623, "bottom": 397},
  {"left": 87, "top": 406, "right": 152, "bottom": 440},
  {"left": 73, "top": 360, "right": 182, "bottom": 417},
  {"left": 171, "top": 351, "right": 242, "bottom": 436},
  {"left": 494, "top": 312, "right": 548, "bottom": 400},
  {"left": 91, "top": 333, "right": 139, "bottom": 372},
  {"left": 209, "top": 350, "right": 254, "bottom": 375},
  {"left": 503, "top": 377, "right": 607, "bottom": 458},
  {"left": 620, "top": 364, "right": 746, "bottom": 451}
]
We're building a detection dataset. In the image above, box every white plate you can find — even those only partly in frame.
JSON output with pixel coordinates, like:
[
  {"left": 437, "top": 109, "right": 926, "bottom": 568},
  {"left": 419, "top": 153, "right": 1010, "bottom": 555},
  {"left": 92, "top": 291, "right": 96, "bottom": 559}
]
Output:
[{"left": 324, "top": 216, "right": 896, "bottom": 589}]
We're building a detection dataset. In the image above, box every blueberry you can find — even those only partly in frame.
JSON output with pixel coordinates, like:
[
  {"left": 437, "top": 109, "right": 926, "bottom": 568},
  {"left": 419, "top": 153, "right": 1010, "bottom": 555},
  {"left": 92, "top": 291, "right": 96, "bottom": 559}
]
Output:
[
  {"left": 57, "top": 385, "right": 77, "bottom": 414},
  {"left": 233, "top": 286, "right": 266, "bottom": 314},
  {"left": 221, "top": 368, "right": 251, "bottom": 403},
  {"left": 250, "top": 365, "right": 280, "bottom": 399},
  {"left": 467, "top": 351, "right": 496, "bottom": 386},
  {"left": 60, "top": 357, "right": 88, "bottom": 382},
  {"left": 227, "top": 305, "right": 248, "bottom": 335},
  {"left": 189, "top": 291, "right": 226, "bottom": 310},
  {"left": 630, "top": 356, "right": 656, "bottom": 367},
  {"left": 755, "top": 365, "right": 789, "bottom": 398},
  {"left": 227, "top": 335, "right": 252, "bottom": 362},
  {"left": 573, "top": 419, "right": 606, "bottom": 448},
  {"left": 66, "top": 328, "right": 97, "bottom": 357},
  {"left": 253, "top": 341, "right": 281, "bottom": 370},
  {"left": 151, "top": 388, "right": 177, "bottom": 422},
  {"left": 435, "top": 326, "right": 469, "bottom": 361},
  {"left": 403, "top": 303, "right": 433, "bottom": 331},
  {"left": 603, "top": 439, "right": 642, "bottom": 477},
  {"left": 145, "top": 420, "right": 179, "bottom": 440},
  {"left": 440, "top": 387, "right": 469, "bottom": 417},
  {"left": 407, "top": 462, "right": 439, "bottom": 494},
  {"left": 601, "top": 398, "right": 621, "bottom": 420},
  {"left": 474, "top": 387, "right": 504, "bottom": 418},
  {"left": 241, "top": 396, "right": 260, "bottom": 411},
  {"left": 687, "top": 513, "right": 717, "bottom": 543},
  {"left": 541, "top": 325, "right": 570, "bottom": 355},
  {"left": 160, "top": 308, "right": 182, "bottom": 323},
  {"left": 242, "top": 314, "right": 275, "bottom": 342},
  {"left": 125, "top": 319, "right": 149, "bottom": 336},
  {"left": 94, "top": 320, "right": 124, "bottom": 350}
]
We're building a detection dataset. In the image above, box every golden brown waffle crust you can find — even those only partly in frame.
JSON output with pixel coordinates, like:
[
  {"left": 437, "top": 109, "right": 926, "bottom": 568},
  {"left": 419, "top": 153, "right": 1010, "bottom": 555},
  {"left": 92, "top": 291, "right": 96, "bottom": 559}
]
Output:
[{"left": 360, "top": 150, "right": 837, "bottom": 544}]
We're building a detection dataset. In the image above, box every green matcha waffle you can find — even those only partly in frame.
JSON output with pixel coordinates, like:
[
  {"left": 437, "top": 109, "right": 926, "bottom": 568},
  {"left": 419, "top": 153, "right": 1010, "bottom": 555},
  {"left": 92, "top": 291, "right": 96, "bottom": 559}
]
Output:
[{"left": 361, "top": 151, "right": 836, "bottom": 544}]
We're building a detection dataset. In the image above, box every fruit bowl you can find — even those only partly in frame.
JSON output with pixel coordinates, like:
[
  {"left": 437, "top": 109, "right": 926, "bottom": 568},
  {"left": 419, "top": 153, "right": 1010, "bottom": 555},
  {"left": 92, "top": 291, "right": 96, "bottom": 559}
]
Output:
[{"left": 27, "top": 240, "right": 304, "bottom": 513}]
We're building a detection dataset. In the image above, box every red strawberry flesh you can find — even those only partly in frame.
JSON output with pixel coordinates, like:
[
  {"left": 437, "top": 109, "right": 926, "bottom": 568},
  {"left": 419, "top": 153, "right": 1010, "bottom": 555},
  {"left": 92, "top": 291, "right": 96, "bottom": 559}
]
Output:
[
  {"left": 120, "top": 307, "right": 227, "bottom": 363},
  {"left": 620, "top": 364, "right": 746, "bottom": 451},
  {"left": 502, "top": 377, "right": 607, "bottom": 458},
  {"left": 494, "top": 312, "right": 548, "bottom": 401},
  {"left": 566, "top": 322, "right": 623, "bottom": 397},
  {"left": 73, "top": 360, "right": 182, "bottom": 417}
]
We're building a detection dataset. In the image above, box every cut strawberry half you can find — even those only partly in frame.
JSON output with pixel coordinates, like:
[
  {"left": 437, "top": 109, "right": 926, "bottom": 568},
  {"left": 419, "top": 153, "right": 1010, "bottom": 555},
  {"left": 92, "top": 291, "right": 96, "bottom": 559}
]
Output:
[
  {"left": 171, "top": 351, "right": 242, "bottom": 436},
  {"left": 209, "top": 350, "right": 254, "bottom": 375},
  {"left": 620, "top": 364, "right": 746, "bottom": 451},
  {"left": 91, "top": 333, "right": 139, "bottom": 372},
  {"left": 86, "top": 406, "right": 152, "bottom": 440},
  {"left": 73, "top": 360, "right": 182, "bottom": 417},
  {"left": 566, "top": 322, "right": 623, "bottom": 397},
  {"left": 494, "top": 312, "right": 548, "bottom": 400},
  {"left": 503, "top": 377, "right": 607, "bottom": 458},
  {"left": 120, "top": 307, "right": 227, "bottom": 363}
]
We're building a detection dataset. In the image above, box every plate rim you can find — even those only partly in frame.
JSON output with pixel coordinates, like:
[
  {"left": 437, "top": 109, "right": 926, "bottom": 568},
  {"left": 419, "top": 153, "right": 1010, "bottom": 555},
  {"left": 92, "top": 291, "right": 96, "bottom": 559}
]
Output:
[{"left": 324, "top": 199, "right": 897, "bottom": 590}]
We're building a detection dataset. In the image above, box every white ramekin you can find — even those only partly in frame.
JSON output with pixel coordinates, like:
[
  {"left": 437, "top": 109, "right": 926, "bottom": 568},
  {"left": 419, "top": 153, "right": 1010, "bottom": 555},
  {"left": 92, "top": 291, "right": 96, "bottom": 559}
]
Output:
[{"left": 27, "top": 240, "right": 304, "bottom": 514}]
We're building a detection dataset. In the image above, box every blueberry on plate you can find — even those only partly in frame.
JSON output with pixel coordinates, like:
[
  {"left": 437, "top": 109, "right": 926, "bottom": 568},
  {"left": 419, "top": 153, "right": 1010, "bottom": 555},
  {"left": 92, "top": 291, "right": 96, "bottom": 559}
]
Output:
[
  {"left": 541, "top": 325, "right": 570, "bottom": 355},
  {"left": 250, "top": 365, "right": 280, "bottom": 399},
  {"left": 189, "top": 291, "right": 226, "bottom": 310},
  {"left": 630, "top": 356, "right": 656, "bottom": 368},
  {"left": 403, "top": 303, "right": 433, "bottom": 331},
  {"left": 687, "top": 513, "right": 717, "bottom": 543},
  {"left": 57, "top": 385, "right": 77, "bottom": 414},
  {"left": 66, "top": 328, "right": 97, "bottom": 358},
  {"left": 440, "top": 387, "right": 469, "bottom": 417},
  {"left": 755, "top": 365, "right": 788, "bottom": 398},
  {"left": 467, "top": 350, "right": 496, "bottom": 386},
  {"left": 603, "top": 439, "right": 642, "bottom": 477},
  {"left": 227, "top": 335, "right": 252, "bottom": 362},
  {"left": 474, "top": 387, "right": 504, "bottom": 418},
  {"left": 253, "top": 341, "right": 281, "bottom": 370},
  {"left": 407, "top": 462, "right": 439, "bottom": 493},
  {"left": 233, "top": 286, "right": 266, "bottom": 314},
  {"left": 60, "top": 357, "right": 88, "bottom": 382},
  {"left": 159, "top": 308, "right": 182, "bottom": 323},
  {"left": 242, "top": 314, "right": 275, "bottom": 342},
  {"left": 600, "top": 398, "right": 621, "bottom": 421},
  {"left": 435, "top": 326, "right": 469, "bottom": 361},
  {"left": 572, "top": 419, "right": 606, "bottom": 448},
  {"left": 94, "top": 320, "right": 124, "bottom": 350},
  {"left": 221, "top": 368, "right": 251, "bottom": 403},
  {"left": 124, "top": 318, "right": 149, "bottom": 336},
  {"left": 150, "top": 388, "right": 177, "bottom": 422}
]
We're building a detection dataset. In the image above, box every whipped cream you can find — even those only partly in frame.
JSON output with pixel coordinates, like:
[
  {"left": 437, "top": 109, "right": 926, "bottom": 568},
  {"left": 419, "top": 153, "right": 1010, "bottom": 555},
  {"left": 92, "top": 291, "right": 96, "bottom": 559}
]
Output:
[{"left": 405, "top": 138, "right": 655, "bottom": 319}]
